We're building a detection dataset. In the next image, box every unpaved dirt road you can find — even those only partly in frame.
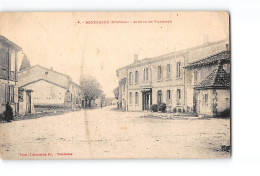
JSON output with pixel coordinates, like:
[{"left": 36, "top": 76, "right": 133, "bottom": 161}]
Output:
[{"left": 0, "top": 106, "right": 230, "bottom": 159}]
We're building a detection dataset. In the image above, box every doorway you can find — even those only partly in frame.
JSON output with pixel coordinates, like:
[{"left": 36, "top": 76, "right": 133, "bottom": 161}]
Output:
[{"left": 142, "top": 90, "right": 152, "bottom": 110}]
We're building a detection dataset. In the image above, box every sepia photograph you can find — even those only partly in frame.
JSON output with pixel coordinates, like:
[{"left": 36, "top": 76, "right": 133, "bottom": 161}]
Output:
[{"left": 0, "top": 12, "right": 230, "bottom": 159}]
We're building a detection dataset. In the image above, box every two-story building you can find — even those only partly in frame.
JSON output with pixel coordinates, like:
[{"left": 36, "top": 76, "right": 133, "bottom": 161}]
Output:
[
  {"left": 0, "top": 35, "right": 21, "bottom": 115},
  {"left": 17, "top": 65, "right": 85, "bottom": 111},
  {"left": 116, "top": 39, "right": 230, "bottom": 115}
]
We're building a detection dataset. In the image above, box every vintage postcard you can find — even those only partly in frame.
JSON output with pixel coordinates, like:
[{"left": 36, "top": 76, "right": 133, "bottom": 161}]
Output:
[{"left": 0, "top": 12, "right": 230, "bottom": 159}]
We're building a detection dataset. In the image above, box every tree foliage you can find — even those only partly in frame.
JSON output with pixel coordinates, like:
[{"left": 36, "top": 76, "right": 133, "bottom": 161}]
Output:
[
  {"left": 80, "top": 75, "right": 103, "bottom": 107},
  {"left": 113, "top": 87, "right": 119, "bottom": 100}
]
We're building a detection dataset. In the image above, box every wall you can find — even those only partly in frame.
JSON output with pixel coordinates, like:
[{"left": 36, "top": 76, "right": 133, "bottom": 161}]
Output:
[
  {"left": 18, "top": 65, "right": 70, "bottom": 89},
  {"left": 216, "top": 89, "right": 230, "bottom": 113},
  {"left": 118, "top": 39, "right": 229, "bottom": 112},
  {"left": 18, "top": 90, "right": 35, "bottom": 115},
  {"left": 185, "top": 62, "right": 230, "bottom": 112},
  {"left": 22, "top": 80, "right": 67, "bottom": 107},
  {"left": 196, "top": 89, "right": 214, "bottom": 116},
  {"left": 127, "top": 55, "right": 186, "bottom": 111}
]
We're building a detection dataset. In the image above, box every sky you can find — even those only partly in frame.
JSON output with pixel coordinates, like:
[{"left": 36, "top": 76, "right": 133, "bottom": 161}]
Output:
[{"left": 0, "top": 12, "right": 229, "bottom": 97}]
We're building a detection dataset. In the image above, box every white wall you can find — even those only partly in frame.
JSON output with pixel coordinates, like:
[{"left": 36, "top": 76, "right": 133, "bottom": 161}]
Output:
[{"left": 22, "top": 80, "right": 67, "bottom": 107}]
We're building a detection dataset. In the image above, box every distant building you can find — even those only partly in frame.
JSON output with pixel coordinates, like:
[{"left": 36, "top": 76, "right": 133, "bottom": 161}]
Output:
[
  {"left": 17, "top": 65, "right": 85, "bottom": 110},
  {"left": 116, "top": 39, "right": 230, "bottom": 117},
  {"left": 0, "top": 35, "right": 21, "bottom": 115}
]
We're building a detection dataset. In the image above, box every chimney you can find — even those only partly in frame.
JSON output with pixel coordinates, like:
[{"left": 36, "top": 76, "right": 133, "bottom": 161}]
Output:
[{"left": 134, "top": 54, "right": 138, "bottom": 63}]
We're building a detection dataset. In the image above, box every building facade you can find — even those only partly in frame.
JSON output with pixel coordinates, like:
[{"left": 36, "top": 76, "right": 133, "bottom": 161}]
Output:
[
  {"left": 17, "top": 65, "right": 85, "bottom": 110},
  {"left": 184, "top": 50, "right": 230, "bottom": 116},
  {"left": 116, "top": 39, "right": 230, "bottom": 116},
  {"left": 0, "top": 36, "right": 21, "bottom": 115}
]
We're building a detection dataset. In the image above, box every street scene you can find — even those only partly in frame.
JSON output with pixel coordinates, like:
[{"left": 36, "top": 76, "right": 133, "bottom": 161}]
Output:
[
  {"left": 0, "top": 106, "right": 230, "bottom": 159},
  {"left": 0, "top": 12, "right": 230, "bottom": 159}
]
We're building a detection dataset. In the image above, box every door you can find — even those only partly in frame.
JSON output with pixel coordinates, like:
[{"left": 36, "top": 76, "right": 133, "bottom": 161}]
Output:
[
  {"left": 26, "top": 91, "right": 31, "bottom": 113},
  {"left": 142, "top": 91, "right": 151, "bottom": 110}
]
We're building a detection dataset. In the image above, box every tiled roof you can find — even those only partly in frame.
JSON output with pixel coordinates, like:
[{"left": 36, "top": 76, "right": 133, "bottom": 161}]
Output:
[
  {"left": 185, "top": 50, "right": 230, "bottom": 68},
  {"left": 194, "top": 65, "right": 230, "bottom": 89},
  {"left": 117, "top": 39, "right": 229, "bottom": 71}
]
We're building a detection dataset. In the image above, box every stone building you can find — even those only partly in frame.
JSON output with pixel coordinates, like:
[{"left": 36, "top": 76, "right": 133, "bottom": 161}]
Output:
[
  {"left": 17, "top": 65, "right": 85, "bottom": 110},
  {"left": 184, "top": 49, "right": 230, "bottom": 116},
  {"left": 116, "top": 39, "right": 230, "bottom": 116},
  {"left": 0, "top": 35, "right": 21, "bottom": 115}
]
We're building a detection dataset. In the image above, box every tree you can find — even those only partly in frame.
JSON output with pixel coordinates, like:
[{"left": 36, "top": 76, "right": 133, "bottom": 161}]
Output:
[
  {"left": 80, "top": 75, "right": 103, "bottom": 108},
  {"left": 19, "top": 55, "right": 31, "bottom": 71},
  {"left": 113, "top": 87, "right": 119, "bottom": 100},
  {"left": 100, "top": 93, "right": 106, "bottom": 108}
]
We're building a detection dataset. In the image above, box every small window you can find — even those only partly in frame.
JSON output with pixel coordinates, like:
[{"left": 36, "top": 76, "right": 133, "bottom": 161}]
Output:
[
  {"left": 146, "top": 68, "right": 149, "bottom": 80},
  {"left": 158, "top": 66, "right": 162, "bottom": 80},
  {"left": 177, "top": 89, "right": 181, "bottom": 105},
  {"left": 135, "top": 92, "right": 139, "bottom": 105},
  {"left": 166, "top": 64, "right": 171, "bottom": 79},
  {"left": 167, "top": 90, "right": 171, "bottom": 100},
  {"left": 135, "top": 71, "right": 139, "bottom": 84},
  {"left": 45, "top": 71, "right": 49, "bottom": 75},
  {"left": 176, "top": 62, "right": 181, "bottom": 78},
  {"left": 129, "top": 72, "right": 133, "bottom": 85},
  {"left": 9, "top": 85, "right": 14, "bottom": 103},
  {"left": 129, "top": 92, "right": 133, "bottom": 105},
  {"left": 167, "top": 90, "right": 171, "bottom": 104},
  {"left": 157, "top": 90, "right": 162, "bottom": 103},
  {"left": 11, "top": 52, "right": 15, "bottom": 72},
  {"left": 143, "top": 69, "right": 146, "bottom": 81}
]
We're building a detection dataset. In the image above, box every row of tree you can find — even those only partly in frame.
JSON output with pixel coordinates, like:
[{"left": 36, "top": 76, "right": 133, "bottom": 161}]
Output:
[{"left": 80, "top": 75, "right": 106, "bottom": 108}]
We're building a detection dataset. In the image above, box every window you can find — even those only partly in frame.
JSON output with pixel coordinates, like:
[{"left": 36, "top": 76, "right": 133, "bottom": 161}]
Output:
[
  {"left": 167, "top": 90, "right": 171, "bottom": 103},
  {"left": 135, "top": 92, "right": 139, "bottom": 105},
  {"left": 166, "top": 64, "right": 171, "bottom": 79},
  {"left": 143, "top": 69, "right": 146, "bottom": 81},
  {"left": 158, "top": 66, "right": 162, "bottom": 80},
  {"left": 11, "top": 52, "right": 15, "bottom": 72},
  {"left": 203, "top": 94, "right": 208, "bottom": 106},
  {"left": 129, "top": 92, "right": 133, "bottom": 105},
  {"left": 8, "top": 85, "right": 15, "bottom": 103},
  {"left": 135, "top": 71, "right": 139, "bottom": 84},
  {"left": 177, "top": 89, "right": 181, "bottom": 105},
  {"left": 146, "top": 68, "right": 149, "bottom": 80},
  {"left": 176, "top": 62, "right": 181, "bottom": 78},
  {"left": 45, "top": 71, "right": 48, "bottom": 75},
  {"left": 194, "top": 71, "right": 198, "bottom": 85},
  {"left": 143, "top": 68, "right": 149, "bottom": 81},
  {"left": 129, "top": 72, "right": 133, "bottom": 85},
  {"left": 157, "top": 90, "right": 162, "bottom": 103}
]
